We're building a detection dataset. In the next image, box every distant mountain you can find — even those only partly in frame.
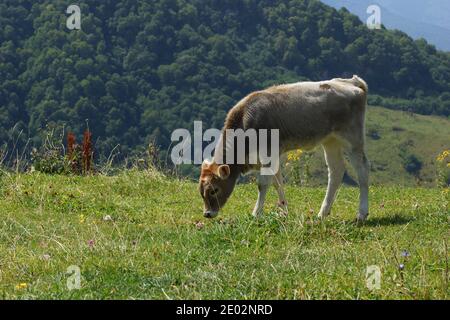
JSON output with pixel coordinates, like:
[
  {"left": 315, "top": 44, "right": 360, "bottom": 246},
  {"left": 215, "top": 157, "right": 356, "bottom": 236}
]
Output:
[
  {"left": 375, "top": 0, "right": 450, "bottom": 30},
  {"left": 321, "top": 0, "right": 450, "bottom": 51}
]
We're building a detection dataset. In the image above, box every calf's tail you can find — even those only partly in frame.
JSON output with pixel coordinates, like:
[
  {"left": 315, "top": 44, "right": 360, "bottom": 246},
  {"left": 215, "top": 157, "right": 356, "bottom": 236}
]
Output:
[{"left": 351, "top": 75, "right": 368, "bottom": 94}]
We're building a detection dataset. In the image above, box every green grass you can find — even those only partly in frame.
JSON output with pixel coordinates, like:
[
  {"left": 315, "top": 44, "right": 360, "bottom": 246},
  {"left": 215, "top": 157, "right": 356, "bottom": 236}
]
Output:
[
  {"left": 0, "top": 170, "right": 448, "bottom": 299},
  {"left": 304, "top": 106, "right": 450, "bottom": 186}
]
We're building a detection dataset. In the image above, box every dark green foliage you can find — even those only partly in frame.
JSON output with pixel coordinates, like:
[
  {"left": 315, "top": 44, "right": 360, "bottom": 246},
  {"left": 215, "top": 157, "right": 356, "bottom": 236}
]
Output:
[
  {"left": 402, "top": 154, "right": 423, "bottom": 175},
  {"left": 1, "top": 0, "right": 449, "bottom": 159},
  {"left": 30, "top": 128, "right": 70, "bottom": 174},
  {"left": 367, "top": 127, "right": 381, "bottom": 140},
  {"left": 31, "top": 147, "right": 69, "bottom": 174}
]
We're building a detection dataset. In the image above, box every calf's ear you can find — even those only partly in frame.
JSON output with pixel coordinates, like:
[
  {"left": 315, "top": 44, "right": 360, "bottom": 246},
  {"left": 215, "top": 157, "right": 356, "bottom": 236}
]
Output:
[{"left": 217, "top": 165, "right": 230, "bottom": 179}]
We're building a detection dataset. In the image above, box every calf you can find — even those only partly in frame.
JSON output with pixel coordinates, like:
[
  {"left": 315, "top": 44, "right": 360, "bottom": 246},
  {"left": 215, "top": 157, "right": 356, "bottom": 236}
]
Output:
[{"left": 199, "top": 75, "right": 369, "bottom": 222}]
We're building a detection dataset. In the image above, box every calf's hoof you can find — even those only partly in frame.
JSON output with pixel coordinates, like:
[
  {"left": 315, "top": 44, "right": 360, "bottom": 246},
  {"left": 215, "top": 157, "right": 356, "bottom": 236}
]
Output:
[
  {"left": 317, "top": 210, "right": 330, "bottom": 220},
  {"left": 277, "top": 201, "right": 288, "bottom": 216},
  {"left": 356, "top": 213, "right": 368, "bottom": 223},
  {"left": 252, "top": 209, "right": 264, "bottom": 218}
]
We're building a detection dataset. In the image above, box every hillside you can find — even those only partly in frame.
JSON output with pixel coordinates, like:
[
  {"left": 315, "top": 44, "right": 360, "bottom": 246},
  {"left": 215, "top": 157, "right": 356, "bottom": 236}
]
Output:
[
  {"left": 297, "top": 106, "right": 450, "bottom": 187},
  {"left": 1, "top": 0, "right": 449, "bottom": 159},
  {"left": 321, "top": 0, "right": 450, "bottom": 51},
  {"left": 0, "top": 171, "right": 448, "bottom": 299}
]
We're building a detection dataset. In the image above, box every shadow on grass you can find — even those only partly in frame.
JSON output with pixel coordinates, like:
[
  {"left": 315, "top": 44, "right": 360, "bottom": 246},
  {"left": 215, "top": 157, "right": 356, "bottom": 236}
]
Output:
[{"left": 362, "top": 214, "right": 414, "bottom": 227}]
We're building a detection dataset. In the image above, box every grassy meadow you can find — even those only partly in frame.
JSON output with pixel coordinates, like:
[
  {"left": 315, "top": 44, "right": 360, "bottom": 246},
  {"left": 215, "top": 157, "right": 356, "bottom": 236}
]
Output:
[{"left": 0, "top": 170, "right": 448, "bottom": 299}]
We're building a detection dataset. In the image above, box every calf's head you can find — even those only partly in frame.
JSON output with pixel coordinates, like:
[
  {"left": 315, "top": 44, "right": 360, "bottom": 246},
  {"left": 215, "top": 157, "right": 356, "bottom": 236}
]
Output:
[{"left": 199, "top": 159, "right": 237, "bottom": 218}]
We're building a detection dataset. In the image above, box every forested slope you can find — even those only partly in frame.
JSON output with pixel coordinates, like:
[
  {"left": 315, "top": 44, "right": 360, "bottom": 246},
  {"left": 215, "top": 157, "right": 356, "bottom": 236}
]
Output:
[{"left": 1, "top": 0, "right": 449, "bottom": 157}]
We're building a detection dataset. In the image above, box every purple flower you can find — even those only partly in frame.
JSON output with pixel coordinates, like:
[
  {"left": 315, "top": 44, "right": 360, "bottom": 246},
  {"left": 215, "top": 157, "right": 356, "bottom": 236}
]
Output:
[
  {"left": 195, "top": 221, "right": 205, "bottom": 230},
  {"left": 401, "top": 250, "right": 410, "bottom": 258},
  {"left": 87, "top": 239, "right": 95, "bottom": 247}
]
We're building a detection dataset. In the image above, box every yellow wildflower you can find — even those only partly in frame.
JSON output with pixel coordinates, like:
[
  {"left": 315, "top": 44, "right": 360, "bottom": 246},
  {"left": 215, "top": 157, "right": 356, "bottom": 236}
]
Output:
[
  {"left": 15, "top": 283, "right": 27, "bottom": 290},
  {"left": 79, "top": 214, "right": 85, "bottom": 224},
  {"left": 287, "top": 149, "right": 303, "bottom": 162},
  {"left": 437, "top": 150, "right": 450, "bottom": 162}
]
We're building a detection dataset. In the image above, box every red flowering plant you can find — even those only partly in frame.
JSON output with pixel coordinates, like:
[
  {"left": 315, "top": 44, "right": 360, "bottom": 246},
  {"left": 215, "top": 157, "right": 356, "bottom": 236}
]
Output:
[{"left": 31, "top": 127, "right": 94, "bottom": 175}]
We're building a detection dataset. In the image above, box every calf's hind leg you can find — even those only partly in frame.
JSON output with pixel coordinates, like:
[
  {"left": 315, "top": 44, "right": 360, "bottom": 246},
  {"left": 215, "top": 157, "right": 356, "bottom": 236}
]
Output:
[
  {"left": 318, "top": 139, "right": 345, "bottom": 219},
  {"left": 348, "top": 147, "right": 369, "bottom": 222}
]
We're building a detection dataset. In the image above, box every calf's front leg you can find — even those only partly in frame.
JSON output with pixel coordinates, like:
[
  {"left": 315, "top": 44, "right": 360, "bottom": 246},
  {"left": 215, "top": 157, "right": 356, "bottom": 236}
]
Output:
[
  {"left": 273, "top": 169, "right": 288, "bottom": 214},
  {"left": 252, "top": 175, "right": 272, "bottom": 217}
]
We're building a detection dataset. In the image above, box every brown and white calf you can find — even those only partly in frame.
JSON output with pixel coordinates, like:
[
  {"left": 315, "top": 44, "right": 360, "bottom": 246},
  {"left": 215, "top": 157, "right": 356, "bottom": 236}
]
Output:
[{"left": 199, "top": 75, "right": 369, "bottom": 222}]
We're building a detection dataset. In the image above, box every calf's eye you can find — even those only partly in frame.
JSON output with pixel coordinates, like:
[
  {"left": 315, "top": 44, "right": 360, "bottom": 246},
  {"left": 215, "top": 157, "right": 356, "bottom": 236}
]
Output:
[{"left": 209, "top": 188, "right": 219, "bottom": 196}]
